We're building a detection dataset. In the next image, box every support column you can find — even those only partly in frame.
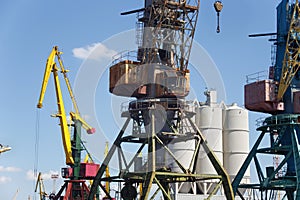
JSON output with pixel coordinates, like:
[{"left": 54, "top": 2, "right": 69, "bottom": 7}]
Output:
[{"left": 141, "top": 112, "right": 156, "bottom": 199}]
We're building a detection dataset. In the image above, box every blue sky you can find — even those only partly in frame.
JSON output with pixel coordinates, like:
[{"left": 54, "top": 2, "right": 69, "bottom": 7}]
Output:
[{"left": 0, "top": 0, "right": 279, "bottom": 199}]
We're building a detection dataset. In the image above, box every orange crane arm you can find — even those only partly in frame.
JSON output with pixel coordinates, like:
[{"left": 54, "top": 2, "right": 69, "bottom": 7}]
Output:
[{"left": 37, "top": 46, "right": 74, "bottom": 165}]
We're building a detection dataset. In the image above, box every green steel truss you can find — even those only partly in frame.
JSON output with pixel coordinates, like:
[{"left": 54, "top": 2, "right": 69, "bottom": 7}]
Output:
[
  {"left": 88, "top": 100, "right": 234, "bottom": 200},
  {"left": 232, "top": 114, "right": 300, "bottom": 200}
]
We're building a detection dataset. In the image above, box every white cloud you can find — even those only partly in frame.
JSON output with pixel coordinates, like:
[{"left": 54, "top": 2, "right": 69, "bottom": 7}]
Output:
[
  {"left": 0, "top": 176, "right": 12, "bottom": 184},
  {"left": 81, "top": 114, "right": 91, "bottom": 121},
  {"left": 0, "top": 166, "right": 21, "bottom": 172},
  {"left": 72, "top": 43, "right": 117, "bottom": 61},
  {"left": 26, "top": 170, "right": 59, "bottom": 181},
  {"left": 26, "top": 170, "right": 35, "bottom": 180}
]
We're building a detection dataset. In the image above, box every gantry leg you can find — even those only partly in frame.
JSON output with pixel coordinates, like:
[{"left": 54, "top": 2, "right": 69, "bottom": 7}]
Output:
[
  {"left": 88, "top": 117, "right": 131, "bottom": 200},
  {"left": 140, "top": 112, "right": 156, "bottom": 200},
  {"left": 292, "top": 129, "right": 300, "bottom": 199}
]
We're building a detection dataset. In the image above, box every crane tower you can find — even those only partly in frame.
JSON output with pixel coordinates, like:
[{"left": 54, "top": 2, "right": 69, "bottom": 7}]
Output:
[
  {"left": 89, "top": 1, "right": 234, "bottom": 200},
  {"left": 37, "top": 46, "right": 99, "bottom": 200},
  {"left": 233, "top": 0, "right": 300, "bottom": 199}
]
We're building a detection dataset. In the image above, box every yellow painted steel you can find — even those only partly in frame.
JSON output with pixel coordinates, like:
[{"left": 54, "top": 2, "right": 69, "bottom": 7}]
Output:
[
  {"left": 37, "top": 46, "right": 74, "bottom": 165},
  {"left": 52, "top": 63, "right": 74, "bottom": 165},
  {"left": 37, "top": 47, "right": 56, "bottom": 109},
  {"left": 84, "top": 154, "right": 89, "bottom": 163},
  {"left": 12, "top": 189, "right": 19, "bottom": 200},
  {"left": 0, "top": 145, "right": 11, "bottom": 154},
  {"left": 37, "top": 46, "right": 95, "bottom": 165},
  {"left": 70, "top": 112, "right": 95, "bottom": 134},
  {"left": 56, "top": 51, "right": 80, "bottom": 115},
  {"left": 277, "top": 0, "right": 300, "bottom": 100},
  {"left": 104, "top": 141, "right": 110, "bottom": 195},
  {"left": 34, "top": 172, "right": 47, "bottom": 200},
  {"left": 55, "top": 49, "right": 95, "bottom": 134}
]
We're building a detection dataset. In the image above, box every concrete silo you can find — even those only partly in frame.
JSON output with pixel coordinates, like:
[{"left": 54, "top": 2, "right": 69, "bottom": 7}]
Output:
[
  {"left": 195, "top": 90, "right": 223, "bottom": 195},
  {"left": 223, "top": 103, "right": 250, "bottom": 190}
]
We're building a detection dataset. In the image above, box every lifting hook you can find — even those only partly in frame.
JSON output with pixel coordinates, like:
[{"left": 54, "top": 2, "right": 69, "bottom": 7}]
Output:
[{"left": 214, "top": 1, "right": 223, "bottom": 33}]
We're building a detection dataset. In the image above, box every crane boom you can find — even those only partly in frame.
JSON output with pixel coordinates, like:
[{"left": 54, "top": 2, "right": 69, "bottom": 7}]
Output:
[
  {"left": 0, "top": 144, "right": 11, "bottom": 154},
  {"left": 55, "top": 47, "right": 95, "bottom": 134},
  {"left": 56, "top": 50, "right": 80, "bottom": 115},
  {"left": 37, "top": 47, "right": 56, "bottom": 109},
  {"left": 277, "top": 0, "right": 300, "bottom": 100},
  {"left": 34, "top": 172, "right": 47, "bottom": 200},
  {"left": 37, "top": 46, "right": 95, "bottom": 165},
  {"left": 12, "top": 189, "right": 19, "bottom": 200},
  {"left": 70, "top": 112, "right": 95, "bottom": 134},
  {"left": 37, "top": 46, "right": 74, "bottom": 165}
]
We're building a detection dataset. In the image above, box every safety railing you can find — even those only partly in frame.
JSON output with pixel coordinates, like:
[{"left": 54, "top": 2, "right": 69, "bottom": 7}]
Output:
[
  {"left": 246, "top": 70, "right": 269, "bottom": 84},
  {"left": 112, "top": 50, "right": 139, "bottom": 65},
  {"left": 120, "top": 99, "right": 196, "bottom": 113}
]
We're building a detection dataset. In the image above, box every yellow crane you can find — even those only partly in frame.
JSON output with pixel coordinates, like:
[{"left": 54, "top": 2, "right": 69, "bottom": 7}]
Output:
[
  {"left": 277, "top": 0, "right": 300, "bottom": 100},
  {"left": 0, "top": 144, "right": 11, "bottom": 154},
  {"left": 37, "top": 46, "right": 95, "bottom": 165},
  {"left": 34, "top": 173, "right": 47, "bottom": 200},
  {"left": 12, "top": 189, "right": 19, "bottom": 200},
  {"left": 37, "top": 46, "right": 99, "bottom": 199}
]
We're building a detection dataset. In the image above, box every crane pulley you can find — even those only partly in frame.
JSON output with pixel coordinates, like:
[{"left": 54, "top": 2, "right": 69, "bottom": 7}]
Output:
[{"left": 37, "top": 46, "right": 95, "bottom": 165}]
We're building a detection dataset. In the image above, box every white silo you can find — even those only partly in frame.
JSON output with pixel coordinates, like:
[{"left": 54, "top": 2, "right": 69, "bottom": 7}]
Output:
[
  {"left": 223, "top": 103, "right": 250, "bottom": 189},
  {"left": 195, "top": 90, "right": 223, "bottom": 195},
  {"left": 169, "top": 139, "right": 196, "bottom": 193}
]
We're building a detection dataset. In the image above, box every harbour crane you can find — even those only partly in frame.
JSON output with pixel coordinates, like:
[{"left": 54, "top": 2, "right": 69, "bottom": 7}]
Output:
[
  {"left": 235, "top": 0, "right": 300, "bottom": 199},
  {"left": 37, "top": 46, "right": 95, "bottom": 165},
  {"left": 0, "top": 144, "right": 11, "bottom": 154},
  {"left": 89, "top": 1, "right": 233, "bottom": 200},
  {"left": 34, "top": 172, "right": 47, "bottom": 200},
  {"left": 277, "top": 1, "right": 300, "bottom": 101},
  {"left": 12, "top": 189, "right": 19, "bottom": 200},
  {"left": 37, "top": 46, "right": 99, "bottom": 200}
]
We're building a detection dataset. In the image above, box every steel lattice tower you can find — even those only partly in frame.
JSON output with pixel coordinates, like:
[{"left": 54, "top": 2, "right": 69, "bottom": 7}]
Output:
[{"left": 88, "top": 1, "right": 234, "bottom": 199}]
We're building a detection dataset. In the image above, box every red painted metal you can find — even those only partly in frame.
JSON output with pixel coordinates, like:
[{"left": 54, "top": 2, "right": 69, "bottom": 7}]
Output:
[
  {"left": 80, "top": 163, "right": 100, "bottom": 179},
  {"left": 293, "top": 91, "right": 300, "bottom": 113},
  {"left": 61, "top": 163, "right": 99, "bottom": 179},
  {"left": 55, "top": 180, "right": 91, "bottom": 200},
  {"left": 244, "top": 80, "right": 284, "bottom": 113}
]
